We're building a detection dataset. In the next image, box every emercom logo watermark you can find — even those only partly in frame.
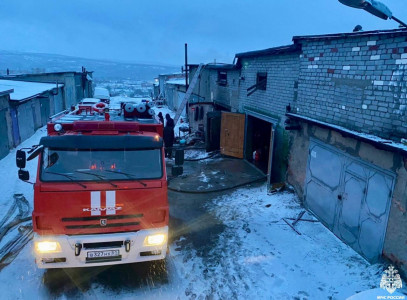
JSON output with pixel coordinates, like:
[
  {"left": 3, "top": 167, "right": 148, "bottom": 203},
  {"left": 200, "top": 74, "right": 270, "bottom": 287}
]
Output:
[{"left": 377, "top": 265, "right": 405, "bottom": 300}]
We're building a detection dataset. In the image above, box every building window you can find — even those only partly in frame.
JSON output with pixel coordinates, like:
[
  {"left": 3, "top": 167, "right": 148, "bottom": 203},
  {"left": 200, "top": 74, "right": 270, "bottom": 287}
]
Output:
[
  {"left": 218, "top": 71, "right": 227, "bottom": 86},
  {"left": 256, "top": 72, "right": 267, "bottom": 90}
]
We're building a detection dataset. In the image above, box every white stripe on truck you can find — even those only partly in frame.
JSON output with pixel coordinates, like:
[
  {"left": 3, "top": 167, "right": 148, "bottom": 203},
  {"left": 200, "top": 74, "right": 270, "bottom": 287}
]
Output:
[
  {"left": 106, "top": 191, "right": 116, "bottom": 215},
  {"left": 90, "top": 191, "right": 101, "bottom": 216}
]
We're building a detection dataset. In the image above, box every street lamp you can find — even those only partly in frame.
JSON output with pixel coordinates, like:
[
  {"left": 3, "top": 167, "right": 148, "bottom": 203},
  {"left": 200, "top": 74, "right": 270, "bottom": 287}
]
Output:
[{"left": 338, "top": 0, "right": 407, "bottom": 28}]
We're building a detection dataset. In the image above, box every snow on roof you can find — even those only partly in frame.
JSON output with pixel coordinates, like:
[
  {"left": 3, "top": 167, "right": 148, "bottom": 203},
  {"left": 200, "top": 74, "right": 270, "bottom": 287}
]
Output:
[
  {"left": 0, "top": 87, "right": 13, "bottom": 96},
  {"left": 94, "top": 87, "right": 110, "bottom": 99},
  {"left": 0, "top": 80, "right": 63, "bottom": 101},
  {"left": 165, "top": 79, "right": 187, "bottom": 86},
  {"left": 80, "top": 98, "right": 100, "bottom": 104}
]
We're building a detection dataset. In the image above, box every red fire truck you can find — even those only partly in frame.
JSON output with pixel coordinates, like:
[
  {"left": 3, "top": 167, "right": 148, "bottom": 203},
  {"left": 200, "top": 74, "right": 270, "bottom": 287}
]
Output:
[{"left": 16, "top": 103, "right": 169, "bottom": 268}]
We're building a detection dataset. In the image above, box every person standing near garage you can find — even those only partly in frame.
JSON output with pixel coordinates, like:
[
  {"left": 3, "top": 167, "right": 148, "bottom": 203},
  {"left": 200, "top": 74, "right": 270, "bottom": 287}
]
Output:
[
  {"left": 157, "top": 112, "right": 164, "bottom": 124},
  {"left": 163, "top": 113, "right": 175, "bottom": 158}
]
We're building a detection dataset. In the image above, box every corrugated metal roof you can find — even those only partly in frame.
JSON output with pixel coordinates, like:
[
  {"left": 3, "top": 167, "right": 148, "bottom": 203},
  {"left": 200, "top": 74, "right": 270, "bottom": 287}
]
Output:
[
  {"left": 293, "top": 28, "right": 407, "bottom": 42},
  {"left": 235, "top": 44, "right": 300, "bottom": 59},
  {"left": 0, "top": 80, "right": 64, "bottom": 101}
]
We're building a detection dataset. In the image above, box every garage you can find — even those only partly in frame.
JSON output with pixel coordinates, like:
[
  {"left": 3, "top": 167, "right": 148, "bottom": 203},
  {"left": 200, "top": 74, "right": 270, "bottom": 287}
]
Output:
[
  {"left": 245, "top": 115, "right": 272, "bottom": 175},
  {"left": 305, "top": 138, "right": 395, "bottom": 262}
]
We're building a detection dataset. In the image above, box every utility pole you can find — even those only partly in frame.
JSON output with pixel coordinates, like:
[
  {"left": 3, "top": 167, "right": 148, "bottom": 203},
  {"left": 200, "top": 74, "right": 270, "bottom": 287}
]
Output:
[{"left": 185, "top": 43, "right": 189, "bottom": 90}]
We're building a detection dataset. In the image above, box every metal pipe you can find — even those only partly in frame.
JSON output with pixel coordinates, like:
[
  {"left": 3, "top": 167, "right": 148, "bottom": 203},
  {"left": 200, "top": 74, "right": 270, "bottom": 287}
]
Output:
[{"left": 391, "top": 15, "right": 407, "bottom": 28}]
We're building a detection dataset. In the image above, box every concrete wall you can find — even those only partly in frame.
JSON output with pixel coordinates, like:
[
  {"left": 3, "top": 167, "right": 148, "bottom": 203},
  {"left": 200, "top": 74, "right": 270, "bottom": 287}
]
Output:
[
  {"left": 188, "top": 103, "right": 214, "bottom": 133},
  {"left": 295, "top": 32, "right": 407, "bottom": 141},
  {"left": 287, "top": 121, "right": 407, "bottom": 275}
]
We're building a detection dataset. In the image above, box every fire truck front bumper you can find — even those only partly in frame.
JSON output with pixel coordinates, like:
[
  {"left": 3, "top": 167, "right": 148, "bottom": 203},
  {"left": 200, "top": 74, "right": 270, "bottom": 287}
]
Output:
[{"left": 33, "top": 226, "right": 168, "bottom": 269}]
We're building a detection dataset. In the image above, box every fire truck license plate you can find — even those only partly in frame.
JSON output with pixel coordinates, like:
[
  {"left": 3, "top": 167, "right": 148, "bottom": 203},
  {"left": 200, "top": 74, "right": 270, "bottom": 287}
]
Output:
[{"left": 87, "top": 250, "right": 119, "bottom": 258}]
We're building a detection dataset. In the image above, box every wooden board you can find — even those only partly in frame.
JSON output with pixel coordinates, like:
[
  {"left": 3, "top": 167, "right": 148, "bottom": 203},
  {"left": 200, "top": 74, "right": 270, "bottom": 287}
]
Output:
[{"left": 220, "top": 112, "right": 245, "bottom": 159}]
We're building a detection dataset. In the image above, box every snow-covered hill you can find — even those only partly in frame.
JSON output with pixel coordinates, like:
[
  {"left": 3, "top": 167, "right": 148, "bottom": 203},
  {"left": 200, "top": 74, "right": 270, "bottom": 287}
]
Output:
[{"left": 0, "top": 50, "right": 179, "bottom": 81}]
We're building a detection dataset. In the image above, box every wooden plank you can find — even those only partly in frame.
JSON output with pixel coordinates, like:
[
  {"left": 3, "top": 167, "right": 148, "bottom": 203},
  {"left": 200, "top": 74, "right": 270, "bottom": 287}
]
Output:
[
  {"left": 220, "top": 112, "right": 245, "bottom": 159},
  {"left": 292, "top": 211, "right": 306, "bottom": 226},
  {"left": 282, "top": 218, "right": 302, "bottom": 235}
]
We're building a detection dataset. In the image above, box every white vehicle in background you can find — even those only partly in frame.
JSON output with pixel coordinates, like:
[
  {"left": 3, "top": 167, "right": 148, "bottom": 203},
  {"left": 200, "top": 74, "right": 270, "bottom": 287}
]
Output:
[
  {"left": 94, "top": 87, "right": 111, "bottom": 104},
  {"left": 79, "top": 97, "right": 109, "bottom": 113},
  {"left": 79, "top": 98, "right": 100, "bottom": 106}
]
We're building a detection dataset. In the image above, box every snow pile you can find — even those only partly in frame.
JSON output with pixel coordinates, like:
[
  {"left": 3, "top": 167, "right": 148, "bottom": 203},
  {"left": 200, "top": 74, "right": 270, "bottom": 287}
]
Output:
[{"left": 184, "top": 150, "right": 209, "bottom": 160}]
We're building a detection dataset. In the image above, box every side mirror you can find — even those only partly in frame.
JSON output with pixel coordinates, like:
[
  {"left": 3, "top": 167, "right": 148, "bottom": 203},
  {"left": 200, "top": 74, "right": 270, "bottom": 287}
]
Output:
[
  {"left": 27, "top": 145, "right": 43, "bottom": 161},
  {"left": 18, "top": 169, "right": 30, "bottom": 181},
  {"left": 16, "top": 150, "right": 26, "bottom": 169}
]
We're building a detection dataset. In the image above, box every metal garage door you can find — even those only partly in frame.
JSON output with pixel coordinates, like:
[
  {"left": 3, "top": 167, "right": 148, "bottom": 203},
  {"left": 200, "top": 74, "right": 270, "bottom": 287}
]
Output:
[
  {"left": 305, "top": 139, "right": 395, "bottom": 262},
  {"left": 0, "top": 109, "right": 9, "bottom": 159}
]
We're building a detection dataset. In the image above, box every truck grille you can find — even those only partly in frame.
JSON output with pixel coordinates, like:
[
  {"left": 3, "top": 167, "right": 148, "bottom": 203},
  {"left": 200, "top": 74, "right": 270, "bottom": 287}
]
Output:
[
  {"left": 61, "top": 214, "right": 143, "bottom": 231},
  {"left": 61, "top": 214, "right": 143, "bottom": 222},
  {"left": 83, "top": 241, "right": 123, "bottom": 249},
  {"left": 65, "top": 222, "right": 140, "bottom": 229}
]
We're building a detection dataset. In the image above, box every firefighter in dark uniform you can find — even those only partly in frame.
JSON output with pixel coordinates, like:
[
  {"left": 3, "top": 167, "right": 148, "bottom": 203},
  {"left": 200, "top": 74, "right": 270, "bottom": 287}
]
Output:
[{"left": 163, "top": 114, "right": 175, "bottom": 158}]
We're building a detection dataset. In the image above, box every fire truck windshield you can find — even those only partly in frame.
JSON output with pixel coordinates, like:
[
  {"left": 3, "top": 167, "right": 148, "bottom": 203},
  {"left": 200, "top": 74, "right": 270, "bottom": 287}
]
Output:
[{"left": 40, "top": 148, "right": 163, "bottom": 182}]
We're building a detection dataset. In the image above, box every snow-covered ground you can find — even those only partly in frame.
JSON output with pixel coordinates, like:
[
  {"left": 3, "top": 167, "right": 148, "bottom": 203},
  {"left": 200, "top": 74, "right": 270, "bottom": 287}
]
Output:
[{"left": 177, "top": 185, "right": 383, "bottom": 299}]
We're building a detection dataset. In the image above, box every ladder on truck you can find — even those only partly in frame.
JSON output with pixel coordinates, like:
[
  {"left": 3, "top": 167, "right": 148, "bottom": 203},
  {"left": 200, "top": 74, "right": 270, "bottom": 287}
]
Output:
[{"left": 173, "top": 63, "right": 204, "bottom": 125}]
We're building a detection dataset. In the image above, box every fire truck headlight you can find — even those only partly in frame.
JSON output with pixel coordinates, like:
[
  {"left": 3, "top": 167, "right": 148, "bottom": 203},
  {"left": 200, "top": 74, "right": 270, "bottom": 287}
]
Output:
[
  {"left": 144, "top": 234, "right": 166, "bottom": 246},
  {"left": 35, "top": 241, "right": 62, "bottom": 253}
]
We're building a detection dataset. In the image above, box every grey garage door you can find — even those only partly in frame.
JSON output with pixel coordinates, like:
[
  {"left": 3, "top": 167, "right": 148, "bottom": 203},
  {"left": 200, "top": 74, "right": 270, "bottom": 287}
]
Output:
[
  {"left": 305, "top": 139, "right": 395, "bottom": 262},
  {"left": 0, "top": 109, "right": 9, "bottom": 159}
]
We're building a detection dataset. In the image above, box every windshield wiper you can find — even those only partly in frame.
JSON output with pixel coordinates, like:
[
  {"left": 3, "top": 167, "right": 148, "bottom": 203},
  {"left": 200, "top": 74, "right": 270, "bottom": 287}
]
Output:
[
  {"left": 44, "top": 171, "right": 87, "bottom": 189},
  {"left": 103, "top": 170, "right": 147, "bottom": 187},
  {"left": 74, "top": 170, "right": 118, "bottom": 188}
]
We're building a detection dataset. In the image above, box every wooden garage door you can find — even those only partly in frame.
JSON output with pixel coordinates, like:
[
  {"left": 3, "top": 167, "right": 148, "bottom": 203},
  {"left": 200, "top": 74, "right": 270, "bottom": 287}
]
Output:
[{"left": 220, "top": 112, "right": 245, "bottom": 159}]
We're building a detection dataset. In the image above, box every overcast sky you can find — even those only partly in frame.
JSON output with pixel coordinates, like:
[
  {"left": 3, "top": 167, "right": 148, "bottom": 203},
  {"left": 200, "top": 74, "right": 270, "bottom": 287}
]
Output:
[{"left": 0, "top": 0, "right": 406, "bottom": 66}]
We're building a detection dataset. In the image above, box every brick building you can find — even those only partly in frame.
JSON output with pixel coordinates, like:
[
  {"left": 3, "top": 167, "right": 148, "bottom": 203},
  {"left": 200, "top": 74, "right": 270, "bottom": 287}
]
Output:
[
  {"left": 235, "top": 45, "right": 300, "bottom": 181},
  {"left": 284, "top": 29, "right": 407, "bottom": 272}
]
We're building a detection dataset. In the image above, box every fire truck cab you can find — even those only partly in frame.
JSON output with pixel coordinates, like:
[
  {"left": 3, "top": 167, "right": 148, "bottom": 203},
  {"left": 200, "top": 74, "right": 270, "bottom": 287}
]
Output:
[{"left": 16, "top": 103, "right": 169, "bottom": 268}]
